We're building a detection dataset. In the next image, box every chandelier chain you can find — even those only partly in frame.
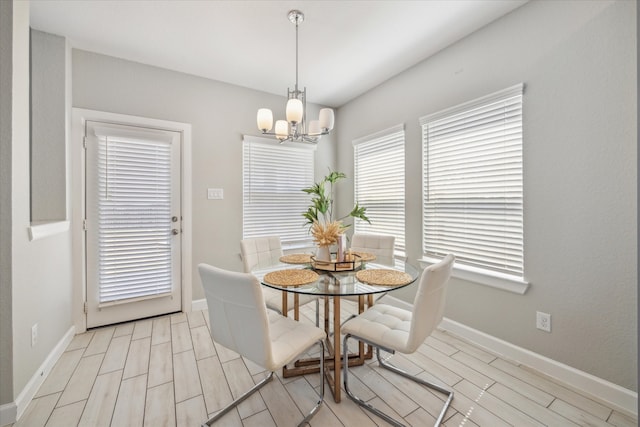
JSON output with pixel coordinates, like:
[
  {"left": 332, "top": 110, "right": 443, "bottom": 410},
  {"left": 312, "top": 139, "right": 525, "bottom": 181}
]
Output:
[{"left": 295, "top": 15, "right": 299, "bottom": 93}]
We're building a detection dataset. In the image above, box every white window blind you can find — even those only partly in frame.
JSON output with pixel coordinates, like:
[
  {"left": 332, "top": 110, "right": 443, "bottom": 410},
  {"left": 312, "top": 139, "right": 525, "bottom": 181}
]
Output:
[
  {"left": 95, "top": 134, "right": 174, "bottom": 304},
  {"left": 243, "top": 136, "right": 315, "bottom": 247},
  {"left": 420, "top": 84, "right": 524, "bottom": 277},
  {"left": 353, "top": 124, "right": 405, "bottom": 255}
]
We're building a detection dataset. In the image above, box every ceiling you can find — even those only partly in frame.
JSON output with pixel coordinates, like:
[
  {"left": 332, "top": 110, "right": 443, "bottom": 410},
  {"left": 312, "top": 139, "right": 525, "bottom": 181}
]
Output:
[{"left": 29, "top": 0, "right": 527, "bottom": 108}]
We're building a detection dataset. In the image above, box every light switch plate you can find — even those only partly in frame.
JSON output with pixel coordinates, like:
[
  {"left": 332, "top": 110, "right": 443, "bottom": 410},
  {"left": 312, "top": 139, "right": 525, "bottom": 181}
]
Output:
[{"left": 207, "top": 188, "right": 224, "bottom": 200}]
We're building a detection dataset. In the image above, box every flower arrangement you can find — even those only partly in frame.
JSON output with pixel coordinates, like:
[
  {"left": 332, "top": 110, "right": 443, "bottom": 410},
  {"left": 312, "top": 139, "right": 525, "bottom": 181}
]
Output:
[
  {"left": 302, "top": 170, "right": 370, "bottom": 247},
  {"left": 310, "top": 220, "right": 343, "bottom": 247}
]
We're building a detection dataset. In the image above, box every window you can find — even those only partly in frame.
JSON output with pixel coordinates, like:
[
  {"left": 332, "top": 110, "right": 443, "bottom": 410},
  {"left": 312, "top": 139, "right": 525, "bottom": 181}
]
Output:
[
  {"left": 243, "top": 136, "right": 315, "bottom": 248},
  {"left": 420, "top": 84, "right": 524, "bottom": 278},
  {"left": 353, "top": 124, "right": 405, "bottom": 256}
]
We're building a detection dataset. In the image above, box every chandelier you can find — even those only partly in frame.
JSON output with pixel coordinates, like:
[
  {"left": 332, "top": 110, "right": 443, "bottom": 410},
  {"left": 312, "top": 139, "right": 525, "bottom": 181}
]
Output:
[{"left": 256, "top": 10, "right": 335, "bottom": 144}]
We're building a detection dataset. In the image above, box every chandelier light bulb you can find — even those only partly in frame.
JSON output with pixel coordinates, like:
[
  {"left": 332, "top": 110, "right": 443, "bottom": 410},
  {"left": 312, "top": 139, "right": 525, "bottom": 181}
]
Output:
[
  {"left": 319, "top": 108, "right": 335, "bottom": 131},
  {"left": 286, "top": 99, "right": 304, "bottom": 124},
  {"left": 275, "top": 120, "right": 289, "bottom": 140},
  {"left": 257, "top": 108, "right": 273, "bottom": 132}
]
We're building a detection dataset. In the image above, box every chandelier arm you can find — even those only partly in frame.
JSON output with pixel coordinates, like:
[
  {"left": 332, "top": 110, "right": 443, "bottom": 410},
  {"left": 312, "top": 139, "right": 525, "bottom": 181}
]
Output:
[{"left": 260, "top": 129, "right": 329, "bottom": 136}]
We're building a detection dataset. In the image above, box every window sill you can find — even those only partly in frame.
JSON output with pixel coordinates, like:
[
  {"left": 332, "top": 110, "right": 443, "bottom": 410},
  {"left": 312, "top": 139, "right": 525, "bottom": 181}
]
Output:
[
  {"left": 28, "top": 220, "right": 70, "bottom": 241},
  {"left": 418, "top": 256, "right": 530, "bottom": 295}
]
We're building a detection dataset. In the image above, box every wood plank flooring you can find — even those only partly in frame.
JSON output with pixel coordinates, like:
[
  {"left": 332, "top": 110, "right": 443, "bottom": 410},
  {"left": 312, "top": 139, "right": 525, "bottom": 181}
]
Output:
[{"left": 12, "top": 300, "right": 637, "bottom": 427}]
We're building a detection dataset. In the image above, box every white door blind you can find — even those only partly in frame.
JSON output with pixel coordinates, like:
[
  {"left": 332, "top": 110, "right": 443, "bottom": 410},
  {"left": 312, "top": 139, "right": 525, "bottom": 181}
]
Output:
[
  {"left": 420, "top": 84, "right": 524, "bottom": 276},
  {"left": 95, "top": 136, "right": 173, "bottom": 303},
  {"left": 243, "top": 136, "right": 315, "bottom": 247},
  {"left": 353, "top": 125, "right": 405, "bottom": 255}
]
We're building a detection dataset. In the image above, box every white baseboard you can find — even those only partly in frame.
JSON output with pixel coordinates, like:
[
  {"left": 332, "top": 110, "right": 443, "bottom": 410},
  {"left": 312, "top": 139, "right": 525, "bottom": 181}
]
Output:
[
  {"left": 12, "top": 325, "right": 76, "bottom": 423},
  {"left": 439, "top": 317, "right": 638, "bottom": 418},
  {"left": 0, "top": 402, "right": 17, "bottom": 427},
  {"left": 191, "top": 298, "right": 207, "bottom": 312},
  {"left": 381, "top": 295, "right": 637, "bottom": 417}
]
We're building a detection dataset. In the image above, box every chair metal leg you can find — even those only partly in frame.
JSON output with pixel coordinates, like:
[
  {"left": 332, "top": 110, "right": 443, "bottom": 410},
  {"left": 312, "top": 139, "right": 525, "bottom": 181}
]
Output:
[
  {"left": 343, "top": 334, "right": 454, "bottom": 427},
  {"left": 203, "top": 340, "right": 325, "bottom": 427},
  {"left": 202, "top": 371, "right": 274, "bottom": 427},
  {"left": 376, "top": 347, "right": 453, "bottom": 426}
]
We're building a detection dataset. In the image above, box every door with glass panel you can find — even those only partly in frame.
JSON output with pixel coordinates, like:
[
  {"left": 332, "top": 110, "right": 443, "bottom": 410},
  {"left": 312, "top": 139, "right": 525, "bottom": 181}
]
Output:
[{"left": 85, "top": 121, "right": 182, "bottom": 328}]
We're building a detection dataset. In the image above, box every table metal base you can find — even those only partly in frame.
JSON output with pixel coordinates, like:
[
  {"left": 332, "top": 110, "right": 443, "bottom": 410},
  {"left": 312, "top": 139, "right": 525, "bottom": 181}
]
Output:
[{"left": 282, "top": 294, "right": 374, "bottom": 402}]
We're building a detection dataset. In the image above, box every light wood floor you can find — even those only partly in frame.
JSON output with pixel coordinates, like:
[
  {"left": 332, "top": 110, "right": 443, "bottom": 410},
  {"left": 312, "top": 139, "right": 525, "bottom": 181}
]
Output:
[{"left": 13, "top": 300, "right": 637, "bottom": 427}]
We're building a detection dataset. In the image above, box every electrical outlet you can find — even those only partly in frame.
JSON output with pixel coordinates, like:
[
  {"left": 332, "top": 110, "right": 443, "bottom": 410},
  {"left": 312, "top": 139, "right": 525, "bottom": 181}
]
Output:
[
  {"left": 31, "top": 323, "right": 38, "bottom": 347},
  {"left": 536, "top": 311, "right": 551, "bottom": 332}
]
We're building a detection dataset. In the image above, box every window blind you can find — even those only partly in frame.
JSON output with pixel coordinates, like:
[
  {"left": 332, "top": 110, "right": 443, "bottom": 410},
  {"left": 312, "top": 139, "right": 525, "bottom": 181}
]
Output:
[
  {"left": 353, "top": 124, "right": 405, "bottom": 255},
  {"left": 420, "top": 84, "right": 524, "bottom": 276},
  {"left": 243, "top": 136, "right": 315, "bottom": 247},
  {"left": 95, "top": 135, "right": 174, "bottom": 304}
]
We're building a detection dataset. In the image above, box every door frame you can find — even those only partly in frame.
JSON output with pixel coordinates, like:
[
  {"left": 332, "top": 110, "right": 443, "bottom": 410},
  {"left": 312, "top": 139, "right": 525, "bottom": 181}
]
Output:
[{"left": 71, "top": 108, "right": 192, "bottom": 333}]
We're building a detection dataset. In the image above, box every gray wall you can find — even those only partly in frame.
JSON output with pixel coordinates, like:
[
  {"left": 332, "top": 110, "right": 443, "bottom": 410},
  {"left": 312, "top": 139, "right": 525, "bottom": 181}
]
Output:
[
  {"left": 30, "top": 29, "right": 66, "bottom": 222},
  {"left": 336, "top": 0, "right": 637, "bottom": 391},
  {"left": 0, "top": 0, "right": 15, "bottom": 409},
  {"left": 72, "top": 50, "right": 335, "bottom": 302}
]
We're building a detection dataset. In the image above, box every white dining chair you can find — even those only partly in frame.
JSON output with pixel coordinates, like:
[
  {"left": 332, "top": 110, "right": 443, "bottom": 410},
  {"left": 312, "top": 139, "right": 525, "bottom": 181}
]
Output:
[
  {"left": 350, "top": 232, "right": 396, "bottom": 265},
  {"left": 341, "top": 254, "right": 455, "bottom": 426},
  {"left": 240, "top": 236, "right": 319, "bottom": 325},
  {"left": 198, "top": 263, "right": 326, "bottom": 427},
  {"left": 341, "top": 233, "right": 396, "bottom": 323}
]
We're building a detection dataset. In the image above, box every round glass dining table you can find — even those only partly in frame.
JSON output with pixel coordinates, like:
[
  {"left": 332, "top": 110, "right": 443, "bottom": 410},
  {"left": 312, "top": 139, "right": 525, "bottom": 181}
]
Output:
[{"left": 252, "top": 258, "right": 420, "bottom": 402}]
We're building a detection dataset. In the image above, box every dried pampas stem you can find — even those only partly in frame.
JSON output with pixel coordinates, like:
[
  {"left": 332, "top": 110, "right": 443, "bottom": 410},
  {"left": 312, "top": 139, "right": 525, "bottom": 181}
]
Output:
[{"left": 311, "top": 220, "right": 343, "bottom": 247}]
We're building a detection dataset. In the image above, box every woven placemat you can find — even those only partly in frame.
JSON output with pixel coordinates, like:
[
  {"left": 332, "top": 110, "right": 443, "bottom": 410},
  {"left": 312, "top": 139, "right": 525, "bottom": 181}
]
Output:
[
  {"left": 351, "top": 251, "right": 376, "bottom": 262},
  {"left": 279, "top": 254, "right": 312, "bottom": 264},
  {"left": 264, "top": 269, "right": 319, "bottom": 287},
  {"left": 356, "top": 269, "right": 412, "bottom": 286}
]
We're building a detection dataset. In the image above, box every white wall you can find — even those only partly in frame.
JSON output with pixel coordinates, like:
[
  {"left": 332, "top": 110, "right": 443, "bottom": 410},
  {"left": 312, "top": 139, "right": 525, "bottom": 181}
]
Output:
[
  {"left": 72, "top": 50, "right": 335, "bottom": 302},
  {"left": 336, "top": 0, "right": 636, "bottom": 392},
  {"left": 1, "top": 0, "right": 75, "bottom": 411}
]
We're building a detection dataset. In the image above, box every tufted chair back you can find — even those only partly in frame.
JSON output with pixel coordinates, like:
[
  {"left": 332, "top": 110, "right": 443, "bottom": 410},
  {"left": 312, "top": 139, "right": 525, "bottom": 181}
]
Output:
[
  {"left": 350, "top": 233, "right": 395, "bottom": 265},
  {"left": 240, "top": 236, "right": 283, "bottom": 272},
  {"left": 198, "top": 264, "right": 273, "bottom": 368},
  {"left": 406, "top": 254, "right": 455, "bottom": 353}
]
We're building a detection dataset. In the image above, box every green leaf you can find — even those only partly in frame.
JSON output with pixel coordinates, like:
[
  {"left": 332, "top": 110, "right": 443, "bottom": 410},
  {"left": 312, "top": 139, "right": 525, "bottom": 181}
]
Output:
[
  {"left": 301, "top": 170, "right": 372, "bottom": 230},
  {"left": 302, "top": 207, "right": 318, "bottom": 225},
  {"left": 349, "top": 203, "right": 370, "bottom": 224},
  {"left": 313, "top": 198, "right": 329, "bottom": 214},
  {"left": 302, "top": 182, "right": 323, "bottom": 196},
  {"left": 325, "top": 170, "right": 346, "bottom": 184}
]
